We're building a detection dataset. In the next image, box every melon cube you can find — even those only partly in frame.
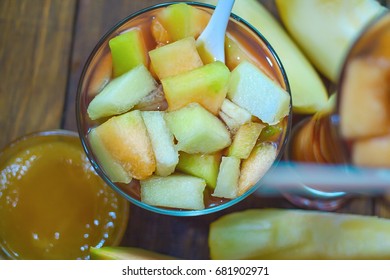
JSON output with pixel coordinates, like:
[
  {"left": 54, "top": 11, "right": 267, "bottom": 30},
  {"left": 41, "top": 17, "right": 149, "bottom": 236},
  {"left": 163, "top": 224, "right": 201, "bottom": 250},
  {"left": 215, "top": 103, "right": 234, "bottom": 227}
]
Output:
[
  {"left": 87, "top": 65, "right": 157, "bottom": 120},
  {"left": 228, "top": 61, "right": 290, "bottom": 125},
  {"left": 141, "top": 111, "right": 179, "bottom": 176},
  {"left": 228, "top": 122, "right": 265, "bottom": 159},
  {"left": 162, "top": 61, "right": 230, "bottom": 114},
  {"left": 88, "top": 110, "right": 156, "bottom": 180},
  {"left": 176, "top": 152, "right": 221, "bottom": 189},
  {"left": 140, "top": 174, "right": 206, "bottom": 210},
  {"left": 149, "top": 37, "right": 203, "bottom": 80},
  {"left": 109, "top": 28, "right": 148, "bottom": 77},
  {"left": 165, "top": 103, "right": 231, "bottom": 154},
  {"left": 212, "top": 156, "right": 241, "bottom": 199}
]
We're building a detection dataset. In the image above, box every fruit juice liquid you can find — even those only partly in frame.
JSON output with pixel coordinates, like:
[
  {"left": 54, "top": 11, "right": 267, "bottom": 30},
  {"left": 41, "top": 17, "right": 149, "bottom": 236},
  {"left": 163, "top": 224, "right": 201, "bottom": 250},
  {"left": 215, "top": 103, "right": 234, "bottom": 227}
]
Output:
[{"left": 78, "top": 3, "right": 290, "bottom": 211}]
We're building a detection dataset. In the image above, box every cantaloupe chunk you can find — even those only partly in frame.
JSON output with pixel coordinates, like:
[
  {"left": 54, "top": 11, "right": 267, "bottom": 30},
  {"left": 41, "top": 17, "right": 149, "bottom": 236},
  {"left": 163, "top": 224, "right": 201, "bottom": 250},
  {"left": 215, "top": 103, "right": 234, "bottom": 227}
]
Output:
[
  {"left": 228, "top": 122, "right": 265, "bottom": 159},
  {"left": 162, "top": 61, "right": 230, "bottom": 114},
  {"left": 149, "top": 37, "right": 203, "bottom": 80}
]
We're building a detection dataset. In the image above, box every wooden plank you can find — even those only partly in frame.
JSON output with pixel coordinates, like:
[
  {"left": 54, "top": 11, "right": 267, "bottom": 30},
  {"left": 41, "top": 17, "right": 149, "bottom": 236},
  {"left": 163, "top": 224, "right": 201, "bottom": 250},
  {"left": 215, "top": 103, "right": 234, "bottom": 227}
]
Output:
[{"left": 0, "top": 0, "right": 76, "bottom": 149}]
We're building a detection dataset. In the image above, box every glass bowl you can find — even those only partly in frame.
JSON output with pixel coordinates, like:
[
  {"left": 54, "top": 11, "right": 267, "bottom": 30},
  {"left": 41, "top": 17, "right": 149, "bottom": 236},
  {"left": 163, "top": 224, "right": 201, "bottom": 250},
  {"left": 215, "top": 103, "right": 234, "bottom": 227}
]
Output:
[
  {"left": 76, "top": 2, "right": 292, "bottom": 216},
  {"left": 0, "top": 130, "right": 129, "bottom": 259}
]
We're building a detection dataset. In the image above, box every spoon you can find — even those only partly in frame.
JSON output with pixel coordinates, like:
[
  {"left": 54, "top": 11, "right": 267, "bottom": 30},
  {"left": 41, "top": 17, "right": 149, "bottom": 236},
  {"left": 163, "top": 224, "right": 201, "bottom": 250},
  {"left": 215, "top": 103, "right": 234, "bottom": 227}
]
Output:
[{"left": 196, "top": 0, "right": 235, "bottom": 63}]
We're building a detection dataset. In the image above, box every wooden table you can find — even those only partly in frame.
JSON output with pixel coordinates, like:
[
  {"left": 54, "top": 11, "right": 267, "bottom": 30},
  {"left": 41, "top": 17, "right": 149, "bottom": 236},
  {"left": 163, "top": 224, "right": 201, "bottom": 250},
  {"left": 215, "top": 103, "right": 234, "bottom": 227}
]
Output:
[{"left": 1, "top": 0, "right": 390, "bottom": 260}]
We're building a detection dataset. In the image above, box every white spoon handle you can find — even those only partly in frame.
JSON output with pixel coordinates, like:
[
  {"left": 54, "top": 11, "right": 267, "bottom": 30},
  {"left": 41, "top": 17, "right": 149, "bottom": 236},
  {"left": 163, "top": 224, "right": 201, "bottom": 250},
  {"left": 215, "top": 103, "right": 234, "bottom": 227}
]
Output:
[{"left": 197, "top": 0, "right": 235, "bottom": 63}]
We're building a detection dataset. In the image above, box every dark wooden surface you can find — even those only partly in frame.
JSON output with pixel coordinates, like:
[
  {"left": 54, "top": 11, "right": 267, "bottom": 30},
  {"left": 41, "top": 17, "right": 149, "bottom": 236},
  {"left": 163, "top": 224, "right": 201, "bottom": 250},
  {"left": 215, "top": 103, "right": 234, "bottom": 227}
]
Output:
[{"left": 1, "top": 0, "right": 389, "bottom": 260}]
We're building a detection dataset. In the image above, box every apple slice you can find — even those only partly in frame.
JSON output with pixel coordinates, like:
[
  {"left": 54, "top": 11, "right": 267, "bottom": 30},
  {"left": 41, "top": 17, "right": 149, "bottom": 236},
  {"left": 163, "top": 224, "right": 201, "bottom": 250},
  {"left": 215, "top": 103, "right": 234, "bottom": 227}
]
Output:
[
  {"left": 89, "top": 110, "right": 156, "bottom": 180},
  {"left": 109, "top": 28, "right": 148, "bottom": 77},
  {"left": 87, "top": 64, "right": 157, "bottom": 120},
  {"left": 228, "top": 61, "right": 290, "bottom": 125},
  {"left": 218, "top": 98, "right": 252, "bottom": 134},
  {"left": 149, "top": 37, "right": 203, "bottom": 80},
  {"left": 176, "top": 152, "right": 221, "bottom": 189},
  {"left": 212, "top": 156, "right": 241, "bottom": 199},
  {"left": 165, "top": 103, "right": 231, "bottom": 154},
  {"left": 140, "top": 174, "right": 206, "bottom": 210},
  {"left": 162, "top": 61, "right": 230, "bottom": 115},
  {"left": 228, "top": 122, "right": 265, "bottom": 159},
  {"left": 238, "top": 142, "right": 277, "bottom": 195},
  {"left": 141, "top": 111, "right": 178, "bottom": 176}
]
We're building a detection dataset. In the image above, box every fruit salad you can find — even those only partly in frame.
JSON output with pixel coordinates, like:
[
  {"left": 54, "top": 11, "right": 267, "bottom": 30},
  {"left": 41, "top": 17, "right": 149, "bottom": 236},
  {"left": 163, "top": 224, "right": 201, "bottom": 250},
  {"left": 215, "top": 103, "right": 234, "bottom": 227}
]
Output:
[{"left": 77, "top": 3, "right": 291, "bottom": 213}]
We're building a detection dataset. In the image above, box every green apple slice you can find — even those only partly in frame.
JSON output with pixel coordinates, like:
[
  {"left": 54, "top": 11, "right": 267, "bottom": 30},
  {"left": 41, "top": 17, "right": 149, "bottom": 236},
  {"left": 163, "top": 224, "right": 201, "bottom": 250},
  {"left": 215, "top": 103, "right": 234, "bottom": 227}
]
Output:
[
  {"left": 165, "top": 103, "right": 231, "bottom": 154},
  {"left": 109, "top": 28, "right": 148, "bottom": 77},
  {"left": 140, "top": 174, "right": 206, "bottom": 210},
  {"left": 228, "top": 61, "right": 290, "bottom": 125},
  {"left": 228, "top": 122, "right": 265, "bottom": 159},
  {"left": 176, "top": 152, "right": 221, "bottom": 189},
  {"left": 212, "top": 156, "right": 241, "bottom": 199},
  {"left": 87, "top": 64, "right": 157, "bottom": 120},
  {"left": 141, "top": 111, "right": 178, "bottom": 176}
]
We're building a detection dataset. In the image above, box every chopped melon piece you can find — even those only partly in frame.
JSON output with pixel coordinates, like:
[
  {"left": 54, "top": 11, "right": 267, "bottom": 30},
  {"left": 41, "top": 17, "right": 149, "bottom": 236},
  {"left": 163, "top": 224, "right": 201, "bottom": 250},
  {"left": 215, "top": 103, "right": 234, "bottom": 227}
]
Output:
[
  {"left": 209, "top": 208, "right": 390, "bottom": 260},
  {"left": 141, "top": 111, "right": 179, "bottom": 176},
  {"left": 228, "top": 122, "right": 265, "bottom": 159},
  {"left": 228, "top": 61, "right": 290, "bottom": 125},
  {"left": 162, "top": 61, "right": 230, "bottom": 114},
  {"left": 176, "top": 152, "right": 221, "bottom": 189},
  {"left": 149, "top": 37, "right": 203, "bottom": 80},
  {"left": 140, "top": 174, "right": 206, "bottom": 210},
  {"left": 109, "top": 28, "right": 148, "bottom": 77},
  {"left": 89, "top": 110, "right": 156, "bottom": 180},
  {"left": 213, "top": 156, "right": 241, "bottom": 199},
  {"left": 165, "top": 103, "right": 231, "bottom": 154},
  {"left": 87, "top": 65, "right": 157, "bottom": 120}
]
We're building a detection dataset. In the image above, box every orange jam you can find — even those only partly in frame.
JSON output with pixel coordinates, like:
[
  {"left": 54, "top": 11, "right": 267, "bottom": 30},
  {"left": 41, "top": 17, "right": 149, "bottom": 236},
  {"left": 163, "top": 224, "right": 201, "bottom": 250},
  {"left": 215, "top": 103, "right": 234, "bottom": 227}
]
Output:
[{"left": 0, "top": 130, "right": 129, "bottom": 259}]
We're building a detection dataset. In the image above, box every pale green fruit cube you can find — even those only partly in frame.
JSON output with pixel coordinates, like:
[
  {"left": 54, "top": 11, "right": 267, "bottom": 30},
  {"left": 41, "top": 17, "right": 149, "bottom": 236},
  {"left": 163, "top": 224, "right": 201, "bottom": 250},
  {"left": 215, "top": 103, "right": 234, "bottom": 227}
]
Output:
[
  {"left": 228, "top": 122, "right": 265, "bottom": 159},
  {"left": 141, "top": 111, "right": 178, "bottom": 176},
  {"left": 228, "top": 61, "right": 290, "bottom": 125},
  {"left": 165, "top": 103, "right": 231, "bottom": 154},
  {"left": 212, "top": 156, "right": 241, "bottom": 199},
  {"left": 87, "top": 65, "right": 157, "bottom": 120},
  {"left": 140, "top": 174, "right": 206, "bottom": 210}
]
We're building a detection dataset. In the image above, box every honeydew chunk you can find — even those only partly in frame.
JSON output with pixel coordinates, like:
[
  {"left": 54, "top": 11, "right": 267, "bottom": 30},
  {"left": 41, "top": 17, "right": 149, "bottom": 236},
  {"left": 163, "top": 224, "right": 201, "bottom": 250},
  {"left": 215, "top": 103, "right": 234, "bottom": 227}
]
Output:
[
  {"left": 352, "top": 134, "right": 390, "bottom": 168},
  {"left": 228, "top": 122, "right": 265, "bottom": 159},
  {"left": 228, "top": 61, "right": 290, "bottom": 125},
  {"left": 140, "top": 174, "right": 206, "bottom": 210},
  {"left": 141, "top": 111, "right": 178, "bottom": 176},
  {"left": 212, "top": 156, "right": 241, "bottom": 199},
  {"left": 218, "top": 98, "right": 252, "bottom": 134},
  {"left": 149, "top": 37, "right": 203, "bottom": 80},
  {"left": 176, "top": 152, "right": 221, "bottom": 189},
  {"left": 88, "top": 129, "right": 132, "bottom": 184},
  {"left": 238, "top": 142, "right": 277, "bottom": 195},
  {"left": 165, "top": 103, "right": 231, "bottom": 154},
  {"left": 87, "top": 65, "right": 157, "bottom": 120},
  {"left": 89, "top": 110, "right": 156, "bottom": 180},
  {"left": 109, "top": 28, "right": 148, "bottom": 77},
  {"left": 162, "top": 61, "right": 230, "bottom": 115}
]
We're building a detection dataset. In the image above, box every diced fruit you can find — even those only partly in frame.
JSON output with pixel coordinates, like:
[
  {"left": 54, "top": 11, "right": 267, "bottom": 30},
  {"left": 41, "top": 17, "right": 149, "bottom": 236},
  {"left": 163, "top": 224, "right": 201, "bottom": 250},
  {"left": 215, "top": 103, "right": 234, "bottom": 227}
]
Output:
[
  {"left": 141, "top": 111, "right": 179, "bottom": 176},
  {"left": 88, "top": 129, "right": 132, "bottom": 184},
  {"left": 140, "top": 174, "right": 206, "bottom": 210},
  {"left": 133, "top": 85, "right": 168, "bottom": 111},
  {"left": 149, "top": 37, "right": 203, "bottom": 80},
  {"left": 258, "top": 123, "right": 283, "bottom": 142},
  {"left": 197, "top": 0, "right": 328, "bottom": 114},
  {"left": 352, "top": 134, "right": 390, "bottom": 168},
  {"left": 212, "top": 156, "right": 240, "bottom": 199},
  {"left": 90, "top": 246, "right": 177, "bottom": 260},
  {"left": 209, "top": 209, "right": 390, "bottom": 260},
  {"left": 176, "top": 152, "right": 221, "bottom": 189},
  {"left": 165, "top": 103, "right": 231, "bottom": 154},
  {"left": 225, "top": 33, "right": 253, "bottom": 70},
  {"left": 275, "top": 0, "right": 386, "bottom": 82},
  {"left": 151, "top": 18, "right": 171, "bottom": 47},
  {"left": 227, "top": 122, "right": 264, "bottom": 159},
  {"left": 89, "top": 110, "right": 156, "bottom": 180},
  {"left": 162, "top": 61, "right": 230, "bottom": 114},
  {"left": 218, "top": 98, "right": 252, "bottom": 134},
  {"left": 340, "top": 57, "right": 390, "bottom": 139},
  {"left": 228, "top": 61, "right": 290, "bottom": 125},
  {"left": 238, "top": 142, "right": 277, "bottom": 195},
  {"left": 155, "top": 3, "right": 210, "bottom": 42},
  {"left": 109, "top": 28, "right": 148, "bottom": 77},
  {"left": 87, "top": 65, "right": 157, "bottom": 120}
]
